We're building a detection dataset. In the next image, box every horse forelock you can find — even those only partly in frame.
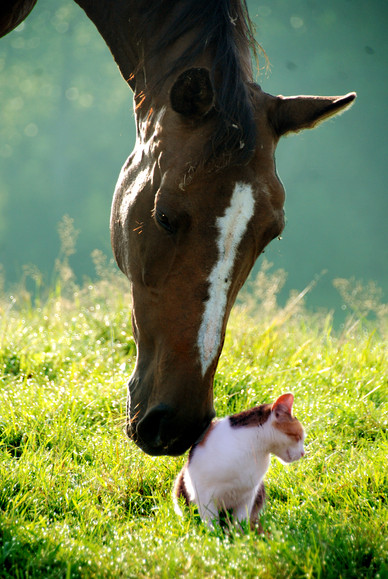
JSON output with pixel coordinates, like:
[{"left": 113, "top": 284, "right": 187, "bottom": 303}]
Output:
[{"left": 136, "top": 0, "right": 264, "bottom": 169}]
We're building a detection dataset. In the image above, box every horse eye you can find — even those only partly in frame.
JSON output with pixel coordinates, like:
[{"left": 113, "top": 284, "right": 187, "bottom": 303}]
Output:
[{"left": 155, "top": 210, "right": 175, "bottom": 234}]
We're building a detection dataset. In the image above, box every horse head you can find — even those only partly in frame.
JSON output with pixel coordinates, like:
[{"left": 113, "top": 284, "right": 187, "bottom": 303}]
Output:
[{"left": 111, "top": 64, "right": 355, "bottom": 455}]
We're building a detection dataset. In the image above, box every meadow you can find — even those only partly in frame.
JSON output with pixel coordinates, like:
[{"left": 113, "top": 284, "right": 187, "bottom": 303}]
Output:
[{"left": 0, "top": 238, "right": 387, "bottom": 578}]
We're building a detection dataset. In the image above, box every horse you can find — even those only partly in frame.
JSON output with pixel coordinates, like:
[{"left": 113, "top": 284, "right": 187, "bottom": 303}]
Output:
[{"left": 1, "top": 1, "right": 356, "bottom": 456}]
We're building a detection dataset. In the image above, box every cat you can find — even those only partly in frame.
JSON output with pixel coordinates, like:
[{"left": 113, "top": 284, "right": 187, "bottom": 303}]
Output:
[{"left": 173, "top": 393, "right": 305, "bottom": 530}]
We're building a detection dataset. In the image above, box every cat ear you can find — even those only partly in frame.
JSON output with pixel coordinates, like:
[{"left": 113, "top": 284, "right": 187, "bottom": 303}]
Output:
[{"left": 272, "top": 393, "right": 294, "bottom": 415}]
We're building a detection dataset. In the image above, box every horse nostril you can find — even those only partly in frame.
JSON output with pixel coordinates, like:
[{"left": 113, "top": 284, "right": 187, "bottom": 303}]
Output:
[
  {"left": 136, "top": 404, "right": 174, "bottom": 450},
  {"left": 134, "top": 403, "right": 214, "bottom": 456}
]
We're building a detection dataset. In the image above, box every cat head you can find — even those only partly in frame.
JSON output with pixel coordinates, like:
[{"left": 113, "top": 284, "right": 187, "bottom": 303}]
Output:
[{"left": 270, "top": 393, "right": 305, "bottom": 464}]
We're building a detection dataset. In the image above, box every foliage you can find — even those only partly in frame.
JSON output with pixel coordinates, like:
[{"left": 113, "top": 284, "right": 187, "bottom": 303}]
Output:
[
  {"left": 0, "top": 0, "right": 131, "bottom": 282},
  {"left": 0, "top": 253, "right": 387, "bottom": 578}
]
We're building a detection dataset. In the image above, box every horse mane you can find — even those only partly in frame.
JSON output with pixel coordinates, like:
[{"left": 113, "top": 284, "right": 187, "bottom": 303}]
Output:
[{"left": 138, "top": 0, "right": 263, "bottom": 168}]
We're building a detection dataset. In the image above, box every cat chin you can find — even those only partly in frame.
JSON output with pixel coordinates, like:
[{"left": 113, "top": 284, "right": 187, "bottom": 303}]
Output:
[
  {"left": 276, "top": 456, "right": 291, "bottom": 465},
  {"left": 276, "top": 451, "right": 299, "bottom": 464}
]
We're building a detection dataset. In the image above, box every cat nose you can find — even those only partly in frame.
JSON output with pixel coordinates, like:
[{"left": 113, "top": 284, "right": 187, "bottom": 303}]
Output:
[{"left": 301, "top": 449, "right": 305, "bottom": 457}]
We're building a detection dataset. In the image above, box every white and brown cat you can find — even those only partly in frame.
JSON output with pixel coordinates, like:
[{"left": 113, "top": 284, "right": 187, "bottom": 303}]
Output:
[{"left": 173, "top": 393, "right": 305, "bottom": 530}]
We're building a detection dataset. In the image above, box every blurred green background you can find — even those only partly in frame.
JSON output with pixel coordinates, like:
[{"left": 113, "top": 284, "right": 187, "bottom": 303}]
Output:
[{"left": 0, "top": 0, "right": 386, "bottom": 315}]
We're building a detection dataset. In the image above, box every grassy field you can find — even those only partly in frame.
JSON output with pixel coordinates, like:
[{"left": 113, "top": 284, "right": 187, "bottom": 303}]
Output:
[{"left": 0, "top": 252, "right": 387, "bottom": 578}]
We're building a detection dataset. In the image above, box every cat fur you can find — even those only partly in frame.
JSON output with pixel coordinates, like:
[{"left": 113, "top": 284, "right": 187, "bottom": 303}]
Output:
[{"left": 173, "top": 393, "right": 305, "bottom": 530}]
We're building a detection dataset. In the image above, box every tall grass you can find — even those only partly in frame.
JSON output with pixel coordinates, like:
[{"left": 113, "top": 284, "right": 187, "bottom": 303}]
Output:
[{"left": 0, "top": 220, "right": 387, "bottom": 578}]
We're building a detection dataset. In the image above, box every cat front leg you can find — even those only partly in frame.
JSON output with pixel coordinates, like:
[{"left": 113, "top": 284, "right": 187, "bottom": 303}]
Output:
[
  {"left": 196, "top": 494, "right": 220, "bottom": 530},
  {"left": 198, "top": 503, "right": 219, "bottom": 530},
  {"left": 232, "top": 495, "right": 258, "bottom": 531},
  {"left": 231, "top": 483, "right": 266, "bottom": 532},
  {"left": 232, "top": 502, "right": 264, "bottom": 533}
]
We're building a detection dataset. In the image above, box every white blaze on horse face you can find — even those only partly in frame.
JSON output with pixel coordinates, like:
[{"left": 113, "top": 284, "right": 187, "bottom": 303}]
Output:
[{"left": 198, "top": 182, "right": 255, "bottom": 375}]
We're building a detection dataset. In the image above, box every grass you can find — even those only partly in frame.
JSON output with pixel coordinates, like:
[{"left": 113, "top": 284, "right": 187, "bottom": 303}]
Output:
[{"left": 0, "top": 247, "right": 387, "bottom": 578}]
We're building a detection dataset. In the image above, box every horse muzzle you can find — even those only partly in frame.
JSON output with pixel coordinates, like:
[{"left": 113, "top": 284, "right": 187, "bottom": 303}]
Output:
[
  {"left": 127, "top": 402, "right": 214, "bottom": 455},
  {"left": 126, "top": 375, "right": 214, "bottom": 455}
]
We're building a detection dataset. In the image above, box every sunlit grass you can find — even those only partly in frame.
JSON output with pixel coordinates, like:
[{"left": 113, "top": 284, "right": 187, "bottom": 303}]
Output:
[{"left": 0, "top": 251, "right": 387, "bottom": 578}]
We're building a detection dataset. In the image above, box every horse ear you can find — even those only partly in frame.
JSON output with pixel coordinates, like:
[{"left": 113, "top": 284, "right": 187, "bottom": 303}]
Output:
[
  {"left": 170, "top": 68, "right": 215, "bottom": 119},
  {"left": 272, "top": 393, "right": 294, "bottom": 415},
  {"left": 273, "top": 92, "right": 356, "bottom": 136}
]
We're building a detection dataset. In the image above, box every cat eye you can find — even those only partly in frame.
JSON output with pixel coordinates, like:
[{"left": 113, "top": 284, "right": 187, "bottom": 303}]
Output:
[{"left": 288, "top": 432, "right": 302, "bottom": 442}]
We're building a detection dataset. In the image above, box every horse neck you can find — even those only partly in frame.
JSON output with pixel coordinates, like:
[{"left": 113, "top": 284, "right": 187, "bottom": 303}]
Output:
[
  {"left": 74, "top": 0, "right": 143, "bottom": 89},
  {"left": 75, "top": 0, "right": 255, "bottom": 94}
]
